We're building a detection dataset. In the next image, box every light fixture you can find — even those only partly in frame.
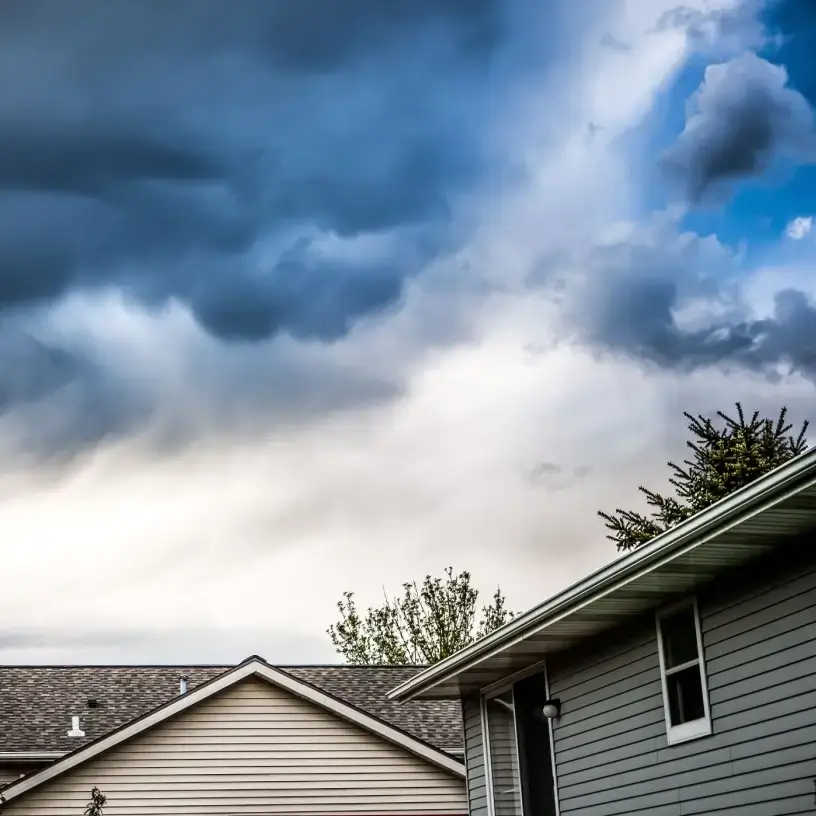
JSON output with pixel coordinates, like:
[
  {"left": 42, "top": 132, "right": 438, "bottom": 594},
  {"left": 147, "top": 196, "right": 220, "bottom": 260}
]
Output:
[{"left": 541, "top": 699, "right": 561, "bottom": 720}]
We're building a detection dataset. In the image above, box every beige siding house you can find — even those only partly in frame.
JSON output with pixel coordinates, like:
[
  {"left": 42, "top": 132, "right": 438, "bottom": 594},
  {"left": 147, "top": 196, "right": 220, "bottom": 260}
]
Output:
[{"left": 0, "top": 657, "right": 466, "bottom": 815}]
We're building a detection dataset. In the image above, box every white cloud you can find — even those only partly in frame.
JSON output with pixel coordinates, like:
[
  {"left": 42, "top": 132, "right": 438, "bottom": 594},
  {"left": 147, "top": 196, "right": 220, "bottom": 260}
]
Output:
[
  {"left": 2, "top": 0, "right": 812, "bottom": 665},
  {"left": 786, "top": 216, "right": 813, "bottom": 240},
  {"left": 2, "top": 296, "right": 812, "bottom": 665}
]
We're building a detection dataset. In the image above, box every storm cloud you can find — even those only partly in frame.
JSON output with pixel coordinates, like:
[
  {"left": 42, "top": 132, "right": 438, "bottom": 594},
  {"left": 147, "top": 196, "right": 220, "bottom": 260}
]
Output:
[
  {"left": 662, "top": 52, "right": 816, "bottom": 201},
  {"left": 0, "top": 319, "right": 157, "bottom": 458},
  {"left": 2, "top": 1, "right": 816, "bottom": 464},
  {"left": 0, "top": 298, "right": 408, "bottom": 462},
  {"left": 589, "top": 281, "right": 816, "bottom": 375},
  {"left": 0, "top": 0, "right": 525, "bottom": 458},
  {"left": 0, "top": 0, "right": 506, "bottom": 340},
  {"left": 556, "top": 221, "right": 816, "bottom": 378}
]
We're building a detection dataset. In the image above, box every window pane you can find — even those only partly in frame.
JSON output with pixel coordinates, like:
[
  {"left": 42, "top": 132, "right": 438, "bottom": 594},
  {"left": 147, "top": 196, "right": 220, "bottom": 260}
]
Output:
[
  {"left": 660, "top": 607, "right": 699, "bottom": 669},
  {"left": 485, "top": 690, "right": 523, "bottom": 816},
  {"left": 667, "top": 664, "right": 705, "bottom": 725}
]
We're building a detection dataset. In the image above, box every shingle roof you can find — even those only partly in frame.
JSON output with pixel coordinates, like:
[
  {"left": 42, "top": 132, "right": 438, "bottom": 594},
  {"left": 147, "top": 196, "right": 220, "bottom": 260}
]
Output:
[{"left": 0, "top": 664, "right": 462, "bottom": 756}]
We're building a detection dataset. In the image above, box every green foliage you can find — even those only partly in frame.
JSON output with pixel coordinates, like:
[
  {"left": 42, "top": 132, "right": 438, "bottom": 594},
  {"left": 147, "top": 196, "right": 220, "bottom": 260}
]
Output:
[
  {"left": 84, "top": 787, "right": 106, "bottom": 815},
  {"left": 328, "top": 567, "right": 516, "bottom": 665},
  {"left": 599, "top": 403, "right": 809, "bottom": 552}
]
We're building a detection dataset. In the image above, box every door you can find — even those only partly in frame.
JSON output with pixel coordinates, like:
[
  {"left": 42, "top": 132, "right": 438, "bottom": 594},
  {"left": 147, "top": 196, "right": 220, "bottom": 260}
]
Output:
[{"left": 513, "top": 673, "right": 557, "bottom": 816}]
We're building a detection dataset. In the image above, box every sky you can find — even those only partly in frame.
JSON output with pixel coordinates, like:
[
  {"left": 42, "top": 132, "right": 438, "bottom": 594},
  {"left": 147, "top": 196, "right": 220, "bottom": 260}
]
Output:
[{"left": 1, "top": 0, "right": 815, "bottom": 665}]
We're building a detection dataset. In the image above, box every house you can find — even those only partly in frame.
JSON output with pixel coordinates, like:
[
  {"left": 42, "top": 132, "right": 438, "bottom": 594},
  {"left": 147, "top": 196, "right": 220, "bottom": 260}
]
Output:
[
  {"left": 0, "top": 656, "right": 467, "bottom": 814},
  {"left": 389, "top": 447, "right": 816, "bottom": 816}
]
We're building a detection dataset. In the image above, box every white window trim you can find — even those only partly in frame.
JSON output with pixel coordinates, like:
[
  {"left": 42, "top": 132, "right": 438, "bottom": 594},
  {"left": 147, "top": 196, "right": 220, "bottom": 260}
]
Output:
[
  {"left": 655, "top": 596, "right": 712, "bottom": 746},
  {"left": 481, "top": 683, "right": 524, "bottom": 816}
]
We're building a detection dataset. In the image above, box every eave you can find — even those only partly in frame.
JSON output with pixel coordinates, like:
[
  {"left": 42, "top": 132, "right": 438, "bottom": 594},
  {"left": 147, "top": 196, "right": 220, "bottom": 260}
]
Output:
[{"left": 389, "top": 447, "right": 816, "bottom": 701}]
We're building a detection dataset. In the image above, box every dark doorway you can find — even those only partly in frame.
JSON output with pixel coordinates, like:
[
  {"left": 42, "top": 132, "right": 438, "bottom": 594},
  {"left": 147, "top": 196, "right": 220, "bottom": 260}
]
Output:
[{"left": 513, "top": 672, "right": 557, "bottom": 816}]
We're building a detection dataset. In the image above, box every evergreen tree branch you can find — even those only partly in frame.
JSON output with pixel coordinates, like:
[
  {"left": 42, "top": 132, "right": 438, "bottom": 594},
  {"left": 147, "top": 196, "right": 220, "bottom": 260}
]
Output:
[{"left": 598, "top": 403, "right": 809, "bottom": 551}]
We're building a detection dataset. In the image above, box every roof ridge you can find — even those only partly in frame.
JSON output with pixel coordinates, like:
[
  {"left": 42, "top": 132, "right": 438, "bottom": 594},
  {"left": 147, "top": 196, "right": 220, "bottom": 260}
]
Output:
[{"left": 0, "top": 660, "right": 464, "bottom": 803}]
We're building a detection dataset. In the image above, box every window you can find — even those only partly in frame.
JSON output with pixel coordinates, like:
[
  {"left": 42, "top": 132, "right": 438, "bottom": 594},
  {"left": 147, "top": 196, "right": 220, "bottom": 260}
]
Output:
[
  {"left": 483, "top": 688, "right": 523, "bottom": 816},
  {"left": 656, "top": 598, "right": 711, "bottom": 745}
]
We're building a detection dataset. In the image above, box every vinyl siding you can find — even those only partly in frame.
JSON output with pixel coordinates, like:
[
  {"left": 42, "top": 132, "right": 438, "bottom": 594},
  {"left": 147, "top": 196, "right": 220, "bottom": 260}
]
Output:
[
  {"left": 0, "top": 763, "right": 47, "bottom": 788},
  {"left": 2, "top": 676, "right": 467, "bottom": 816},
  {"left": 462, "top": 697, "right": 489, "bottom": 816},
  {"left": 0, "top": 765, "right": 21, "bottom": 786},
  {"left": 548, "top": 545, "right": 816, "bottom": 816}
]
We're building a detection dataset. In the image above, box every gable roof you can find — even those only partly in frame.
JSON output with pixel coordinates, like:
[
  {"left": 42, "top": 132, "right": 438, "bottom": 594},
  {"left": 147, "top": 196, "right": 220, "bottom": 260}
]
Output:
[
  {"left": 390, "top": 446, "right": 816, "bottom": 701},
  {"left": 0, "top": 662, "right": 461, "bottom": 757},
  {"left": 0, "top": 656, "right": 464, "bottom": 803}
]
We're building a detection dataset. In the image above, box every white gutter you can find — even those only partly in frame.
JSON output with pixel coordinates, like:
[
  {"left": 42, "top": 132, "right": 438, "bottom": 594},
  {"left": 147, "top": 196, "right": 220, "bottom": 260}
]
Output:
[
  {"left": 0, "top": 752, "right": 65, "bottom": 761},
  {"left": 389, "top": 446, "right": 816, "bottom": 701}
]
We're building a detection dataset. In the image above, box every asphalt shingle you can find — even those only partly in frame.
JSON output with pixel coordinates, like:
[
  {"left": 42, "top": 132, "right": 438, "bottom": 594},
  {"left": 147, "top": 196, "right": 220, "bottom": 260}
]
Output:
[{"left": 0, "top": 664, "right": 461, "bottom": 756}]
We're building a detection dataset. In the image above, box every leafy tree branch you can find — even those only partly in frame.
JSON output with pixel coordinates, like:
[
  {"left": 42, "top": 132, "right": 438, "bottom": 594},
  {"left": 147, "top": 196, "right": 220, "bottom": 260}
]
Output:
[{"left": 328, "top": 567, "right": 516, "bottom": 664}]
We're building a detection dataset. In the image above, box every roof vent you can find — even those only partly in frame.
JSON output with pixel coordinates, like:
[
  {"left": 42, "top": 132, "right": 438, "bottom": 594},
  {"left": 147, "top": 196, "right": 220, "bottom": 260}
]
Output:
[
  {"left": 87, "top": 699, "right": 98, "bottom": 708},
  {"left": 66, "top": 716, "right": 85, "bottom": 738},
  {"left": 179, "top": 675, "right": 189, "bottom": 695}
]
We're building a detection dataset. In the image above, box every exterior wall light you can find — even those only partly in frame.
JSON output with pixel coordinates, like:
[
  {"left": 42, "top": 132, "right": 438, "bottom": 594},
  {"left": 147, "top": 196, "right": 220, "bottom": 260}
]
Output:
[{"left": 542, "top": 699, "right": 561, "bottom": 720}]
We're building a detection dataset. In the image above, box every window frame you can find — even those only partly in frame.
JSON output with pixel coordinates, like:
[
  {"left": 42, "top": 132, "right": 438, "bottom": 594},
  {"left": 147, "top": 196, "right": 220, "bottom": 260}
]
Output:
[
  {"left": 481, "top": 682, "right": 524, "bottom": 816},
  {"left": 655, "top": 596, "right": 712, "bottom": 745}
]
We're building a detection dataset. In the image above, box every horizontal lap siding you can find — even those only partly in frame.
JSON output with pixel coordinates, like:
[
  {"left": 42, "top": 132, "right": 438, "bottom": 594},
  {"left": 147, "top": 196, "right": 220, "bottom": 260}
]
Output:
[
  {"left": 0, "top": 766, "right": 21, "bottom": 786},
  {"left": 462, "top": 697, "right": 488, "bottom": 816},
  {"left": 0, "top": 762, "right": 48, "bottom": 788},
  {"left": 2, "top": 677, "right": 467, "bottom": 816},
  {"left": 548, "top": 546, "right": 816, "bottom": 816}
]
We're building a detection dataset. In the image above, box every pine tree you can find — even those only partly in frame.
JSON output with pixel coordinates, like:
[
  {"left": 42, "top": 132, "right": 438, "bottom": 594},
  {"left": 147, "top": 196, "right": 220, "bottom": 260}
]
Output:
[{"left": 599, "top": 403, "right": 809, "bottom": 551}]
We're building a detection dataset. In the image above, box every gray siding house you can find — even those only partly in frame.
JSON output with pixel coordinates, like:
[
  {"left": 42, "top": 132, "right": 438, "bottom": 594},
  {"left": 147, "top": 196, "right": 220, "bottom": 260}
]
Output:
[{"left": 390, "top": 447, "right": 816, "bottom": 816}]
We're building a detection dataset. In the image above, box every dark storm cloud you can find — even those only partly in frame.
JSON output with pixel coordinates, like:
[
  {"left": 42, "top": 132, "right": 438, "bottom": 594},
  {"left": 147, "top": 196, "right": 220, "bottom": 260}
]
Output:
[
  {"left": 192, "top": 232, "right": 422, "bottom": 342},
  {"left": 0, "top": 324, "right": 155, "bottom": 458},
  {"left": 0, "top": 312, "right": 402, "bottom": 463},
  {"left": 0, "top": 0, "right": 505, "bottom": 339},
  {"left": 0, "top": 1, "right": 500, "bottom": 77},
  {"left": 0, "top": 331, "right": 83, "bottom": 409},
  {"left": 558, "top": 227, "right": 816, "bottom": 379},
  {"left": 662, "top": 53, "right": 816, "bottom": 202},
  {"left": 600, "top": 284, "right": 816, "bottom": 376},
  {"left": 0, "top": 0, "right": 520, "bottom": 458}
]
